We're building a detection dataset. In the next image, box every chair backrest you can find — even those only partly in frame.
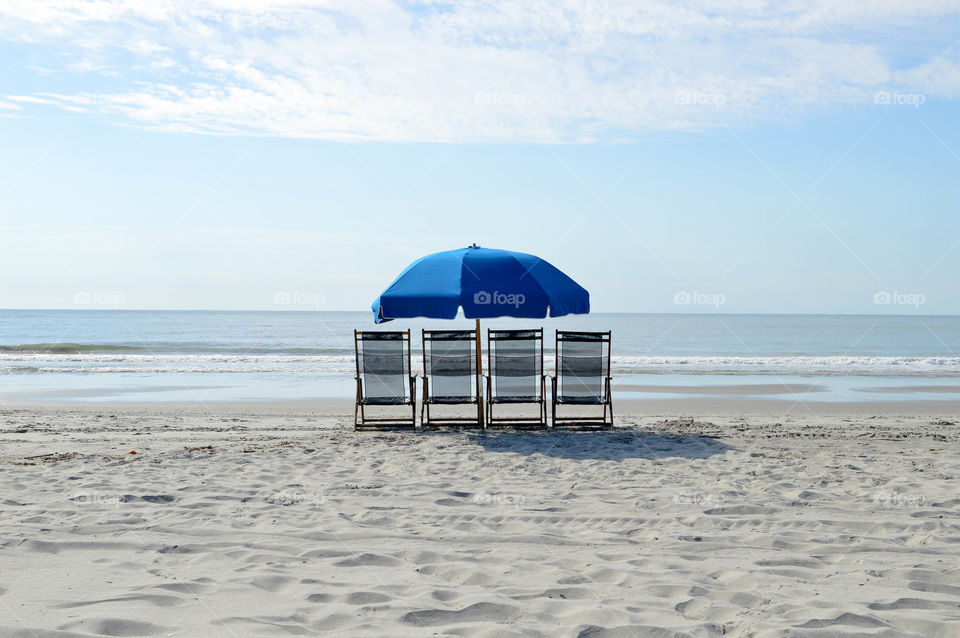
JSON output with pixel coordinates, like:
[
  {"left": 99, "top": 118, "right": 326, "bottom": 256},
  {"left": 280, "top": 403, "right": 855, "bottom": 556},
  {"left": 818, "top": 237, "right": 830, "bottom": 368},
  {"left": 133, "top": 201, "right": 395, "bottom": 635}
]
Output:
[
  {"left": 488, "top": 329, "right": 543, "bottom": 400},
  {"left": 556, "top": 330, "right": 611, "bottom": 402},
  {"left": 354, "top": 330, "right": 411, "bottom": 402},
  {"left": 422, "top": 330, "right": 477, "bottom": 401}
]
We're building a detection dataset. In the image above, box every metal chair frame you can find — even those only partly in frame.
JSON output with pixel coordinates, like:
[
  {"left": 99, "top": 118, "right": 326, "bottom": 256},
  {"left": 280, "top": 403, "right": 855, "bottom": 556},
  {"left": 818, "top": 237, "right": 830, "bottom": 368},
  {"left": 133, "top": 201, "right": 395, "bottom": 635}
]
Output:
[
  {"left": 486, "top": 328, "right": 547, "bottom": 428},
  {"left": 421, "top": 329, "right": 483, "bottom": 428},
  {"left": 354, "top": 329, "right": 416, "bottom": 430},
  {"left": 551, "top": 330, "right": 613, "bottom": 429}
]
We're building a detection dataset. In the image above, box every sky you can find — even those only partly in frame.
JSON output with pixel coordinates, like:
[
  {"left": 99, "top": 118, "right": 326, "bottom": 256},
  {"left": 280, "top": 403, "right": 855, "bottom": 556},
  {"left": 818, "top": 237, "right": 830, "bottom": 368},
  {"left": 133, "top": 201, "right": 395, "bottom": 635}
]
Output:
[{"left": 1, "top": 1, "right": 960, "bottom": 314}]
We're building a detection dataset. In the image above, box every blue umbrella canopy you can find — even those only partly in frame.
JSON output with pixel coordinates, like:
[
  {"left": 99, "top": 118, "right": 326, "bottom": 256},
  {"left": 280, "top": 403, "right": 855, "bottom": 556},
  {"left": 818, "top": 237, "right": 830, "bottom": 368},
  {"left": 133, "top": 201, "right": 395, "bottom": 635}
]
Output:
[{"left": 372, "top": 245, "right": 589, "bottom": 322}]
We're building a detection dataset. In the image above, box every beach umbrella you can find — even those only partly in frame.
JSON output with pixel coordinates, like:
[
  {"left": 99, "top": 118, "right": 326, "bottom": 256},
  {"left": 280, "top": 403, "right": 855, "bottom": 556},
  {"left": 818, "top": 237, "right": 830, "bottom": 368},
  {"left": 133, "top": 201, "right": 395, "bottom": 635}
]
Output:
[{"left": 371, "top": 244, "right": 590, "bottom": 425}]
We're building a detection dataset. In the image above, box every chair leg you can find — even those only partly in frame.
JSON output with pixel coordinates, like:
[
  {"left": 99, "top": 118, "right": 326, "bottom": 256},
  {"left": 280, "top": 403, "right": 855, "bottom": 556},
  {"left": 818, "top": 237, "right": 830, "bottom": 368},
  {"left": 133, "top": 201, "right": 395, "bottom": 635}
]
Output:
[
  {"left": 540, "top": 376, "right": 547, "bottom": 428},
  {"left": 354, "top": 379, "right": 361, "bottom": 429},
  {"left": 550, "top": 377, "right": 557, "bottom": 428},
  {"left": 485, "top": 376, "right": 491, "bottom": 428},
  {"left": 606, "top": 378, "right": 614, "bottom": 427},
  {"left": 426, "top": 376, "right": 432, "bottom": 427}
]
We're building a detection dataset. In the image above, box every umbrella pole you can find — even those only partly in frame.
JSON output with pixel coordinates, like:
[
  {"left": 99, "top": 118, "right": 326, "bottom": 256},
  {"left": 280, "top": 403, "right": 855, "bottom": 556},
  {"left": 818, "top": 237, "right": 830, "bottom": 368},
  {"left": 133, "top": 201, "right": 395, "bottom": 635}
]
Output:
[{"left": 475, "top": 318, "right": 485, "bottom": 428}]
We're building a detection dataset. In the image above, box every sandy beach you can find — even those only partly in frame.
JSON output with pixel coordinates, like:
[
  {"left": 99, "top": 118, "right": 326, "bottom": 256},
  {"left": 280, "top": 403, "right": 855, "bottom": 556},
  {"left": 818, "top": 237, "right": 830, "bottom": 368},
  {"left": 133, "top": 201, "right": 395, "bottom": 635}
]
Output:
[
  {"left": 1, "top": 402, "right": 958, "bottom": 637},
  {"left": 5, "top": 0, "right": 960, "bottom": 636}
]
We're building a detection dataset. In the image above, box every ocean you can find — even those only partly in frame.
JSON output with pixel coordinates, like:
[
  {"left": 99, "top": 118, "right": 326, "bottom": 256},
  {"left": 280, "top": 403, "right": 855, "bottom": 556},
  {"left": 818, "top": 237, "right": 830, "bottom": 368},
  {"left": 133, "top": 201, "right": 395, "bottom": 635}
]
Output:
[{"left": 2, "top": 310, "right": 960, "bottom": 403}]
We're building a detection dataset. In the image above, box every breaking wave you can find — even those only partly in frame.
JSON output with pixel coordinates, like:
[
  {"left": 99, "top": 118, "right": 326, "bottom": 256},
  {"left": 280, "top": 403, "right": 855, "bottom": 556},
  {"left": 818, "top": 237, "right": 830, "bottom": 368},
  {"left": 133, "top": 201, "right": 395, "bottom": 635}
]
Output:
[{"left": 2, "top": 351, "right": 960, "bottom": 376}]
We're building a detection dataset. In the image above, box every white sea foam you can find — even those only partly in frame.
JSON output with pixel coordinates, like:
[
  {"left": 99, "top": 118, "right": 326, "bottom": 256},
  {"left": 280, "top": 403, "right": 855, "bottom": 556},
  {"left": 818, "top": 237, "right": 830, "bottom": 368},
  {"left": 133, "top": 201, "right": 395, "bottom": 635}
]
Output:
[
  {"left": 610, "top": 355, "right": 960, "bottom": 376},
  {"left": 2, "top": 353, "right": 960, "bottom": 376}
]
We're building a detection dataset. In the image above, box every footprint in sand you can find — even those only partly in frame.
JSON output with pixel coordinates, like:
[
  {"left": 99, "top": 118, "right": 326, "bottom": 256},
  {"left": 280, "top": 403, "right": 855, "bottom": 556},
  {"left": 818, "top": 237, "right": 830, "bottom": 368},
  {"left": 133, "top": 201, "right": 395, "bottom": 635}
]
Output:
[
  {"left": 909, "top": 581, "right": 960, "bottom": 597},
  {"left": 250, "top": 575, "right": 298, "bottom": 592},
  {"left": 299, "top": 548, "right": 353, "bottom": 559},
  {"left": 334, "top": 553, "right": 402, "bottom": 568},
  {"left": 58, "top": 618, "right": 170, "bottom": 636},
  {"left": 345, "top": 591, "right": 391, "bottom": 605},
  {"left": 402, "top": 602, "right": 523, "bottom": 626},
  {"left": 674, "top": 597, "right": 712, "bottom": 619},
  {"left": 430, "top": 589, "right": 459, "bottom": 602},
  {"left": 56, "top": 594, "right": 185, "bottom": 609},
  {"left": 574, "top": 624, "right": 690, "bottom": 637},
  {"left": 870, "top": 597, "right": 960, "bottom": 611},
  {"left": 795, "top": 612, "right": 889, "bottom": 629},
  {"left": 149, "top": 580, "right": 213, "bottom": 595}
]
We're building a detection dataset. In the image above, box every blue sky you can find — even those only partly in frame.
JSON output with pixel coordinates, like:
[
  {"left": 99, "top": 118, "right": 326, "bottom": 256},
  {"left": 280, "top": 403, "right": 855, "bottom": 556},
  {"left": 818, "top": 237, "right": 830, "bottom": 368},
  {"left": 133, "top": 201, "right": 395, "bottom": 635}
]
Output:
[{"left": 2, "top": 2, "right": 960, "bottom": 314}]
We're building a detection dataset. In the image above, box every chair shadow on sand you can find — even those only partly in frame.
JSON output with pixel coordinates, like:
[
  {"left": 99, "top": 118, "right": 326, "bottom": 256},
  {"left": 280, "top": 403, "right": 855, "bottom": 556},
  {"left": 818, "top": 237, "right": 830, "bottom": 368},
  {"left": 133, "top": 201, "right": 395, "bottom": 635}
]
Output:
[{"left": 465, "top": 427, "right": 732, "bottom": 461}]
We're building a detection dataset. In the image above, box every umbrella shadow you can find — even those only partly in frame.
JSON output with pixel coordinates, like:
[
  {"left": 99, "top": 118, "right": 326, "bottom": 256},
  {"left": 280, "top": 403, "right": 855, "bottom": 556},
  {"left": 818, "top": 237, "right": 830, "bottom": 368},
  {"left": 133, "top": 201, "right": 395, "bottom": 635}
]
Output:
[{"left": 466, "top": 428, "right": 731, "bottom": 461}]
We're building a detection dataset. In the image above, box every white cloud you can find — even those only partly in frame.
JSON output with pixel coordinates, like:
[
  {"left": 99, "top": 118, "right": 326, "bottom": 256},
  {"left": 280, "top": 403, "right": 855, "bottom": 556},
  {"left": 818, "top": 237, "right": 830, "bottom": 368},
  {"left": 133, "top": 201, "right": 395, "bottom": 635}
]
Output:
[
  {"left": 5, "top": 95, "right": 63, "bottom": 105},
  {"left": 1, "top": 0, "right": 959, "bottom": 142},
  {"left": 67, "top": 58, "right": 119, "bottom": 75}
]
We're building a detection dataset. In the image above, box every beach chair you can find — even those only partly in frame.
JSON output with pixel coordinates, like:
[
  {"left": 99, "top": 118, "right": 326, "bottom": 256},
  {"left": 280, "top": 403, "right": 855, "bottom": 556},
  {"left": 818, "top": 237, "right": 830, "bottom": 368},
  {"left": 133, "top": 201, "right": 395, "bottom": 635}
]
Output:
[
  {"left": 486, "top": 328, "right": 547, "bottom": 428},
  {"left": 551, "top": 330, "right": 613, "bottom": 428},
  {"left": 421, "top": 329, "right": 482, "bottom": 428},
  {"left": 353, "top": 330, "right": 416, "bottom": 430}
]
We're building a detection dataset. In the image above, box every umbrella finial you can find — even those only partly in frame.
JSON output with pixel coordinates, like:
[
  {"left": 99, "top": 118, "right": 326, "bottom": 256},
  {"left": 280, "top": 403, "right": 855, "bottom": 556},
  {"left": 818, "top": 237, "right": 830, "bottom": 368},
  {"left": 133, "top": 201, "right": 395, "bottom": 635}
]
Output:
[{"left": 470, "top": 243, "right": 479, "bottom": 248}]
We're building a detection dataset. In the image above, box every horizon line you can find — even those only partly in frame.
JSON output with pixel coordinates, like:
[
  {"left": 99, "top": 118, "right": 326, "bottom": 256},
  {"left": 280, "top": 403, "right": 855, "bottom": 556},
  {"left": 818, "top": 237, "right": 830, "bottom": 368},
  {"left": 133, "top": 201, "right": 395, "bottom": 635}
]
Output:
[{"left": 2, "top": 308, "right": 958, "bottom": 318}]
